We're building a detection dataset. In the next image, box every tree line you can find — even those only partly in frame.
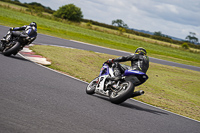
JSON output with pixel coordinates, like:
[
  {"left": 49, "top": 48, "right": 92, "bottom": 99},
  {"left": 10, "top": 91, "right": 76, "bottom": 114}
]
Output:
[{"left": 1, "top": 0, "right": 54, "bottom": 14}]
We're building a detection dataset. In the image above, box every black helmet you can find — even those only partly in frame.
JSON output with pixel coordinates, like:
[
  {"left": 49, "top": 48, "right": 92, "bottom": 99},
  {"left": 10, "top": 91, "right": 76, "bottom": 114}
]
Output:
[
  {"left": 135, "top": 47, "right": 147, "bottom": 55},
  {"left": 29, "top": 22, "right": 37, "bottom": 28}
]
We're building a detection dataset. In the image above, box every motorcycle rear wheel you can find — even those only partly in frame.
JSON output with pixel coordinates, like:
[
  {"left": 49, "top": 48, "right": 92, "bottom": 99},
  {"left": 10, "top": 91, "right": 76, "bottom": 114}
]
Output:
[
  {"left": 109, "top": 81, "right": 134, "bottom": 104},
  {"left": 2, "top": 42, "right": 21, "bottom": 56}
]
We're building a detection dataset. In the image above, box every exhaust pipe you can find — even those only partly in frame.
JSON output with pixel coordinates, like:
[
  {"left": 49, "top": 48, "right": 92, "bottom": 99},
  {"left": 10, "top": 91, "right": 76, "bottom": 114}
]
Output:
[{"left": 131, "top": 90, "right": 144, "bottom": 98}]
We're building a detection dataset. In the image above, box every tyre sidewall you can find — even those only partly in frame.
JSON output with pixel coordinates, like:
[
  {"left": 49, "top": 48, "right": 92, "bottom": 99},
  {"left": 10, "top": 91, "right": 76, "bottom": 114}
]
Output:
[
  {"left": 0, "top": 41, "right": 4, "bottom": 52},
  {"left": 86, "top": 77, "right": 98, "bottom": 95},
  {"left": 109, "top": 81, "right": 134, "bottom": 104},
  {"left": 2, "top": 42, "right": 21, "bottom": 56}
]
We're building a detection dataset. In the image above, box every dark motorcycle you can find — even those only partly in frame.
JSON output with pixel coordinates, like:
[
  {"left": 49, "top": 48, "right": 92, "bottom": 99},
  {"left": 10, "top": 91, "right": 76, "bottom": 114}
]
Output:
[
  {"left": 0, "top": 30, "right": 36, "bottom": 56},
  {"left": 86, "top": 62, "right": 148, "bottom": 104}
]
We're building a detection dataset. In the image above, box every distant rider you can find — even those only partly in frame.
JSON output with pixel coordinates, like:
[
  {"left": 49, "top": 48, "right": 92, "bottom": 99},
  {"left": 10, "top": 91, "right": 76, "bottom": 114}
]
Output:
[
  {"left": 106, "top": 47, "right": 149, "bottom": 85},
  {"left": 1, "top": 22, "right": 37, "bottom": 43}
]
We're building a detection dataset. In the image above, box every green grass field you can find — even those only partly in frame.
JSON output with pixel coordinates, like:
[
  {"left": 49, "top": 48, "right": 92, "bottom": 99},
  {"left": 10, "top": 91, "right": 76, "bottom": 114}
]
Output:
[
  {"left": 0, "top": 6, "right": 200, "bottom": 67},
  {"left": 30, "top": 45, "right": 200, "bottom": 121}
]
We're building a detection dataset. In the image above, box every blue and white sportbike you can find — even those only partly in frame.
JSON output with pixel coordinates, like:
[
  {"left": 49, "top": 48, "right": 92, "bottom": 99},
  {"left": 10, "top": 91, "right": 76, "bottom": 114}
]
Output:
[{"left": 86, "top": 62, "right": 148, "bottom": 104}]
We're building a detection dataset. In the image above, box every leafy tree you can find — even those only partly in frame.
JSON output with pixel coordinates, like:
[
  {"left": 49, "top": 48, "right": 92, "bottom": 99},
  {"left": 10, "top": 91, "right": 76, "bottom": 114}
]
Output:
[
  {"left": 53, "top": 4, "right": 83, "bottom": 22},
  {"left": 24, "top": 2, "right": 54, "bottom": 14},
  {"left": 112, "top": 19, "right": 128, "bottom": 28},
  {"left": 185, "top": 32, "right": 199, "bottom": 44},
  {"left": 27, "top": 2, "right": 43, "bottom": 7},
  {"left": 154, "top": 31, "right": 171, "bottom": 41},
  {"left": 182, "top": 42, "right": 189, "bottom": 49},
  {"left": 186, "top": 35, "right": 198, "bottom": 44},
  {"left": 118, "top": 27, "right": 126, "bottom": 35},
  {"left": 154, "top": 31, "right": 163, "bottom": 36}
]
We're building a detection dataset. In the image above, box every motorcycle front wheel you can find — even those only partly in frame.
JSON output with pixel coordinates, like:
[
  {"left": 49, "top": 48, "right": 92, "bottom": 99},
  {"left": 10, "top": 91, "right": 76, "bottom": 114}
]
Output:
[
  {"left": 2, "top": 41, "right": 21, "bottom": 56},
  {"left": 109, "top": 81, "right": 134, "bottom": 104},
  {"left": 86, "top": 77, "right": 98, "bottom": 95},
  {"left": 0, "top": 41, "right": 4, "bottom": 52}
]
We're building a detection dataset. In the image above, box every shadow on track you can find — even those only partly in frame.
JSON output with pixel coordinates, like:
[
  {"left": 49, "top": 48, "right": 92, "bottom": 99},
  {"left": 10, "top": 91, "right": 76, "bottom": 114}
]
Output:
[
  {"left": 0, "top": 53, "right": 30, "bottom": 62},
  {"left": 93, "top": 94, "right": 168, "bottom": 115},
  {"left": 120, "top": 102, "right": 169, "bottom": 115},
  {"left": 10, "top": 55, "right": 30, "bottom": 62}
]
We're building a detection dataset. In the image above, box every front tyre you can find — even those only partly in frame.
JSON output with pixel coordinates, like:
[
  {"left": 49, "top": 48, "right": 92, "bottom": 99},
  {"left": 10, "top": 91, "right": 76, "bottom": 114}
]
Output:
[
  {"left": 0, "top": 41, "right": 4, "bottom": 52},
  {"left": 86, "top": 77, "right": 98, "bottom": 95},
  {"left": 109, "top": 81, "right": 134, "bottom": 104},
  {"left": 2, "top": 42, "right": 21, "bottom": 56}
]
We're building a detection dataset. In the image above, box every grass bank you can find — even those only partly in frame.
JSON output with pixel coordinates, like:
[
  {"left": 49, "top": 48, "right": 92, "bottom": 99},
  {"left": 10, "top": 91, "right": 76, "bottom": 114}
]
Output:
[
  {"left": 30, "top": 45, "right": 200, "bottom": 121},
  {"left": 0, "top": 6, "right": 200, "bottom": 67}
]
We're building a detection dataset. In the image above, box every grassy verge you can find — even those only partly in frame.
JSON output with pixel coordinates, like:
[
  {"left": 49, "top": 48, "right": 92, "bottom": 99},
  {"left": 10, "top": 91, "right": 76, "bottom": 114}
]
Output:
[
  {"left": 30, "top": 45, "right": 200, "bottom": 121},
  {"left": 0, "top": 6, "right": 200, "bottom": 67}
]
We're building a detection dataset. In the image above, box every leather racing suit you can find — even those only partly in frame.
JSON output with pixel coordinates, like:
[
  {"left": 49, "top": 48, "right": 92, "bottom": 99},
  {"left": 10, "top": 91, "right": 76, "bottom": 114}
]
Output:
[
  {"left": 10, "top": 25, "right": 37, "bottom": 39},
  {"left": 111, "top": 53, "right": 149, "bottom": 86},
  {"left": 113, "top": 53, "right": 149, "bottom": 74}
]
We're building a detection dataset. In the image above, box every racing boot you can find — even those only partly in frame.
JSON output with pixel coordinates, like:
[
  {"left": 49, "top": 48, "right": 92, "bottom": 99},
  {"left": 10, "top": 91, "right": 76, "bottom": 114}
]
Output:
[{"left": 131, "top": 90, "right": 145, "bottom": 98}]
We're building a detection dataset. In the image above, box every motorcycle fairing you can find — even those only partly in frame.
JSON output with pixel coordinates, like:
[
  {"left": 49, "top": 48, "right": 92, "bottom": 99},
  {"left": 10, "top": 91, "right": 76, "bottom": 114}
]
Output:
[
  {"left": 99, "top": 63, "right": 115, "bottom": 77},
  {"left": 96, "top": 63, "right": 115, "bottom": 96},
  {"left": 95, "top": 75, "right": 109, "bottom": 96},
  {"left": 124, "top": 70, "right": 148, "bottom": 79}
]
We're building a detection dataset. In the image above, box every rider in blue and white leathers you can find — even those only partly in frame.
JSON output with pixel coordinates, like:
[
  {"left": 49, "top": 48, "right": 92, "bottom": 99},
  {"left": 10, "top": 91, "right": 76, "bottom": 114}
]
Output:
[{"left": 1, "top": 22, "right": 37, "bottom": 42}]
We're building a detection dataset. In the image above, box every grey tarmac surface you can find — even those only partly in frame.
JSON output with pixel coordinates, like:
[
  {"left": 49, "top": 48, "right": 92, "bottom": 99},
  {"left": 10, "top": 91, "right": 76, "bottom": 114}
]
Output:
[
  {"left": 0, "top": 25, "right": 200, "bottom": 133},
  {"left": 0, "top": 54, "right": 200, "bottom": 133}
]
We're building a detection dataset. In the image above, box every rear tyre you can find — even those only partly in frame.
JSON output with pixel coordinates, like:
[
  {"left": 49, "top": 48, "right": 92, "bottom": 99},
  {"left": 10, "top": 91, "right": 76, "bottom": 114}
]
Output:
[
  {"left": 109, "top": 81, "right": 134, "bottom": 104},
  {"left": 86, "top": 77, "right": 98, "bottom": 95},
  {"left": 2, "top": 42, "right": 21, "bottom": 56}
]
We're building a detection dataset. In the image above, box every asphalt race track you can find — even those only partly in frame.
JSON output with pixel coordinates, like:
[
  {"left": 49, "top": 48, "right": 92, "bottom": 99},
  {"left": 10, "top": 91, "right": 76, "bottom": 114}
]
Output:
[{"left": 0, "top": 25, "right": 200, "bottom": 133}]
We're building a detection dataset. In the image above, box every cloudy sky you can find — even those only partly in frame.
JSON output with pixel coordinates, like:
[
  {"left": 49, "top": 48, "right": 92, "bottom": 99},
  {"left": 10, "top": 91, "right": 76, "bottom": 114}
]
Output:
[{"left": 19, "top": 0, "right": 200, "bottom": 40}]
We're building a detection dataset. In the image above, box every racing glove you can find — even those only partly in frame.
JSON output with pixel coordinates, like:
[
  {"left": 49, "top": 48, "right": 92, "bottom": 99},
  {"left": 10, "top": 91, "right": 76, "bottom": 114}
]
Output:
[
  {"left": 106, "top": 59, "right": 114, "bottom": 66},
  {"left": 10, "top": 27, "right": 14, "bottom": 31}
]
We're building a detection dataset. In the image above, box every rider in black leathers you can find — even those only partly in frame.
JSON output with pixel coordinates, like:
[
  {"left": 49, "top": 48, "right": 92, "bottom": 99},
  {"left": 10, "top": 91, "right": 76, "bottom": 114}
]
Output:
[
  {"left": 1, "top": 22, "right": 37, "bottom": 43},
  {"left": 106, "top": 47, "right": 149, "bottom": 84}
]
